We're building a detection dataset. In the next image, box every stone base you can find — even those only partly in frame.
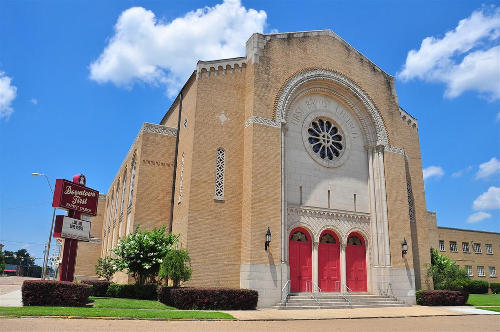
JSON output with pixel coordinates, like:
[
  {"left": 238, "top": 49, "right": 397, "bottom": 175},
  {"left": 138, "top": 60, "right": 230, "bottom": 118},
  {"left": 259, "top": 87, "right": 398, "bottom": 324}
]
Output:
[
  {"left": 240, "top": 263, "right": 284, "bottom": 308},
  {"left": 372, "top": 266, "right": 416, "bottom": 304}
]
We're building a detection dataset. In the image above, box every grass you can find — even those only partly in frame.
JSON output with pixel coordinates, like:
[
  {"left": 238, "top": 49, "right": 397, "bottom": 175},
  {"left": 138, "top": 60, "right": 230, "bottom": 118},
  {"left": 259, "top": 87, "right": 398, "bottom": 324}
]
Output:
[
  {"left": 0, "top": 306, "right": 234, "bottom": 320},
  {"left": 476, "top": 306, "right": 500, "bottom": 313},
  {"left": 467, "top": 294, "right": 500, "bottom": 306},
  {"left": 89, "top": 297, "right": 175, "bottom": 310}
]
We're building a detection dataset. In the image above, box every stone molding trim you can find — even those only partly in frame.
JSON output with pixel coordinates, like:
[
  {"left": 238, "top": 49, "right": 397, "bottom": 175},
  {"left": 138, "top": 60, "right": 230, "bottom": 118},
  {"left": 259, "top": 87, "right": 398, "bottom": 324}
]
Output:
[
  {"left": 399, "top": 107, "right": 418, "bottom": 130},
  {"left": 196, "top": 57, "right": 247, "bottom": 79},
  {"left": 99, "top": 193, "right": 107, "bottom": 199},
  {"left": 287, "top": 204, "right": 370, "bottom": 244},
  {"left": 141, "top": 122, "right": 177, "bottom": 136},
  {"left": 244, "top": 116, "right": 281, "bottom": 128},
  {"left": 274, "top": 69, "right": 389, "bottom": 146},
  {"left": 384, "top": 145, "right": 407, "bottom": 157}
]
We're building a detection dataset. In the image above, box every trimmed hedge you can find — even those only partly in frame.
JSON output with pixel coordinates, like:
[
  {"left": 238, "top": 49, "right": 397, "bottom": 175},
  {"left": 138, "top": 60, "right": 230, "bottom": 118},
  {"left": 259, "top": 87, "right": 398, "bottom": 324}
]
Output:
[
  {"left": 22, "top": 280, "right": 90, "bottom": 307},
  {"left": 416, "top": 290, "right": 468, "bottom": 306},
  {"left": 490, "top": 282, "right": 500, "bottom": 294},
  {"left": 106, "top": 283, "right": 157, "bottom": 300},
  {"left": 80, "top": 280, "right": 111, "bottom": 297},
  {"left": 464, "top": 280, "right": 489, "bottom": 294},
  {"left": 158, "top": 287, "right": 258, "bottom": 310}
]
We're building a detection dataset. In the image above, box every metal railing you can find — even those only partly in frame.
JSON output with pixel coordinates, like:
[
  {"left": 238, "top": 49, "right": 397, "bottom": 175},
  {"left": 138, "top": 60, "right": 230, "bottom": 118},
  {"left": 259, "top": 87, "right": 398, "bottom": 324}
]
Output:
[
  {"left": 378, "top": 282, "right": 394, "bottom": 297},
  {"left": 341, "top": 282, "right": 353, "bottom": 307},
  {"left": 281, "top": 280, "right": 291, "bottom": 304},
  {"left": 305, "top": 280, "right": 322, "bottom": 305}
]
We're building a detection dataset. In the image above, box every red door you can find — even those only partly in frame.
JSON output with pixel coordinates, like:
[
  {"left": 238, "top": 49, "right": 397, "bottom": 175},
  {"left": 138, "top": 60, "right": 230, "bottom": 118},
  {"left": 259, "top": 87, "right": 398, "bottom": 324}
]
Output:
[
  {"left": 346, "top": 233, "right": 367, "bottom": 292},
  {"left": 289, "top": 228, "right": 312, "bottom": 292},
  {"left": 318, "top": 231, "right": 340, "bottom": 292}
]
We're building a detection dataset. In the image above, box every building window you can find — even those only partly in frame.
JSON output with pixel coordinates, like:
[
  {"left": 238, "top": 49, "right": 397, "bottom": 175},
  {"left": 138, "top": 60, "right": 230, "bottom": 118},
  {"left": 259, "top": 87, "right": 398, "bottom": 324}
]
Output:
[
  {"left": 477, "top": 266, "right": 485, "bottom": 277},
  {"left": 114, "top": 181, "right": 120, "bottom": 220},
  {"left": 462, "top": 242, "right": 470, "bottom": 253},
  {"left": 490, "top": 266, "right": 497, "bottom": 278},
  {"left": 178, "top": 152, "right": 185, "bottom": 203},
  {"left": 128, "top": 154, "right": 137, "bottom": 208},
  {"left": 307, "top": 117, "right": 343, "bottom": 160},
  {"left": 120, "top": 169, "right": 127, "bottom": 214},
  {"left": 466, "top": 265, "right": 473, "bottom": 277},
  {"left": 214, "top": 148, "right": 225, "bottom": 201},
  {"left": 473, "top": 243, "right": 482, "bottom": 254},
  {"left": 449, "top": 241, "right": 458, "bottom": 252},
  {"left": 439, "top": 240, "right": 445, "bottom": 251},
  {"left": 486, "top": 244, "right": 493, "bottom": 254}
]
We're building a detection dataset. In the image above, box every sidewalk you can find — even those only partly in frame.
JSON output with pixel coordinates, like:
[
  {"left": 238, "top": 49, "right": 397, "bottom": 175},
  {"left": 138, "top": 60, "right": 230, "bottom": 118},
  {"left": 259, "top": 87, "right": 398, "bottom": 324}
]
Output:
[
  {"left": 224, "top": 305, "right": 499, "bottom": 321},
  {"left": 0, "top": 290, "right": 23, "bottom": 307}
]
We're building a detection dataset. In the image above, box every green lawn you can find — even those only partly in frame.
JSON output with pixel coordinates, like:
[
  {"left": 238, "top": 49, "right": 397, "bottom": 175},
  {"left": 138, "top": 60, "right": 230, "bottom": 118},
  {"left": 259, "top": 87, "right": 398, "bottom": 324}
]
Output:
[
  {"left": 467, "top": 294, "right": 500, "bottom": 306},
  {"left": 89, "top": 297, "right": 175, "bottom": 310},
  {"left": 0, "top": 306, "right": 234, "bottom": 320},
  {"left": 477, "top": 306, "right": 500, "bottom": 313}
]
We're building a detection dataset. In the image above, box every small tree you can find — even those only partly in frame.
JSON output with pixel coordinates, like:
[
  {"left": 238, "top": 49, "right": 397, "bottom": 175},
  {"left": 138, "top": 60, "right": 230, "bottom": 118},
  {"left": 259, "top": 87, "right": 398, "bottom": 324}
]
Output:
[
  {"left": 0, "top": 250, "right": 5, "bottom": 275},
  {"left": 159, "top": 248, "right": 192, "bottom": 287},
  {"left": 113, "top": 226, "right": 178, "bottom": 285},
  {"left": 95, "top": 256, "right": 116, "bottom": 281},
  {"left": 427, "top": 248, "right": 469, "bottom": 290}
]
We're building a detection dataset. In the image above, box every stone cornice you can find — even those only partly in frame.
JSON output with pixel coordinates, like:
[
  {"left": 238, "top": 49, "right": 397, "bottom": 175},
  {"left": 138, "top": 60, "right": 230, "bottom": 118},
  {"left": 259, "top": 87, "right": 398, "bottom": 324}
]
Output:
[
  {"left": 287, "top": 204, "right": 370, "bottom": 223},
  {"left": 196, "top": 57, "right": 247, "bottom": 79},
  {"left": 244, "top": 116, "right": 281, "bottom": 128},
  {"left": 141, "top": 123, "right": 177, "bottom": 136},
  {"left": 399, "top": 107, "right": 418, "bottom": 130}
]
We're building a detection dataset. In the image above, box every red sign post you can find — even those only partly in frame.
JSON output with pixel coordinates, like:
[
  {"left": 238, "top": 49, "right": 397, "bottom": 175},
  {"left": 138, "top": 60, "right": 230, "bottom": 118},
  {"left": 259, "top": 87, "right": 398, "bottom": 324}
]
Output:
[{"left": 52, "top": 175, "right": 99, "bottom": 282}]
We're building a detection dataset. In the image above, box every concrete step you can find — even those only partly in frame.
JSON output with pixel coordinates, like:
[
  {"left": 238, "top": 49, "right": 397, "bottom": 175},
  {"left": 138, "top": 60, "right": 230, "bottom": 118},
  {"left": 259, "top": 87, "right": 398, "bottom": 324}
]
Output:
[{"left": 276, "top": 293, "right": 408, "bottom": 310}]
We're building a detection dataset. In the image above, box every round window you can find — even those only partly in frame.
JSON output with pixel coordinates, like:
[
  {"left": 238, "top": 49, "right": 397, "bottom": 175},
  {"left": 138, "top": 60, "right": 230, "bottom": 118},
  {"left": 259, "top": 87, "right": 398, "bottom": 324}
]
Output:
[{"left": 307, "top": 117, "right": 344, "bottom": 161}]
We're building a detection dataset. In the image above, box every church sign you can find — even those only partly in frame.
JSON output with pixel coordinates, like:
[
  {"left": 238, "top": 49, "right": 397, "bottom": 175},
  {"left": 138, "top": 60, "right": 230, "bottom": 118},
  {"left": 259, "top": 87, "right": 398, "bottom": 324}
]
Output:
[
  {"left": 60, "top": 216, "right": 90, "bottom": 242},
  {"left": 52, "top": 179, "right": 99, "bottom": 216}
]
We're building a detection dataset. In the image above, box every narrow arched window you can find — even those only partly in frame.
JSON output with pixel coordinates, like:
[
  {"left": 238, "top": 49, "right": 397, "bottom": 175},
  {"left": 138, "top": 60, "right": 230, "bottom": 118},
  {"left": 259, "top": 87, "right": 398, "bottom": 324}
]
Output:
[
  {"left": 120, "top": 168, "right": 127, "bottom": 214},
  {"left": 214, "top": 148, "right": 225, "bottom": 201},
  {"left": 128, "top": 154, "right": 137, "bottom": 208}
]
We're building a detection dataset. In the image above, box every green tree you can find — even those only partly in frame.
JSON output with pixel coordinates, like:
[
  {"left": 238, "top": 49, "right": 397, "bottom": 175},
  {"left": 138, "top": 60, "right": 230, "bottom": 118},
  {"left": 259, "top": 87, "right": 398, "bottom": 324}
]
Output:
[
  {"left": 427, "top": 248, "right": 470, "bottom": 290},
  {"left": 159, "top": 248, "right": 192, "bottom": 287},
  {"left": 0, "top": 250, "right": 5, "bottom": 274},
  {"left": 95, "top": 256, "right": 117, "bottom": 281},
  {"left": 4, "top": 250, "right": 16, "bottom": 265},
  {"left": 113, "top": 226, "right": 178, "bottom": 285}
]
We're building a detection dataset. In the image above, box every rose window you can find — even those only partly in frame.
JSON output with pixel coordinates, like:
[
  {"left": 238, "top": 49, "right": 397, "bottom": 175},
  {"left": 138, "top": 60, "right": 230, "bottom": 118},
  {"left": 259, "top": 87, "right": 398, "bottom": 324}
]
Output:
[{"left": 307, "top": 117, "right": 344, "bottom": 160}]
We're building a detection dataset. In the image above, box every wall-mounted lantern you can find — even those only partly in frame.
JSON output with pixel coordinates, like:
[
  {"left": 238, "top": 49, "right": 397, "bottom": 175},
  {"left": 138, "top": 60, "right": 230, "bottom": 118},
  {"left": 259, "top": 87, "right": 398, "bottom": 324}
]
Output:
[
  {"left": 402, "top": 238, "right": 408, "bottom": 257},
  {"left": 265, "top": 227, "right": 271, "bottom": 251}
]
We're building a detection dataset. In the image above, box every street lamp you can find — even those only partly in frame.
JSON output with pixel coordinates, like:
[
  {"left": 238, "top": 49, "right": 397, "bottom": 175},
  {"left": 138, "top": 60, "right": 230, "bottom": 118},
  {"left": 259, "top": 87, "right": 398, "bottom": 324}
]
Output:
[{"left": 32, "top": 172, "right": 57, "bottom": 280}]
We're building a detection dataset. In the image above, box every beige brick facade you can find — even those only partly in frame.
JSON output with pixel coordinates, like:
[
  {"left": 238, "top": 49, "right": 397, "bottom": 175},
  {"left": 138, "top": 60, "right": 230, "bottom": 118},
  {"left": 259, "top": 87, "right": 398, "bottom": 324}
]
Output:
[{"left": 72, "top": 30, "right": 496, "bottom": 306}]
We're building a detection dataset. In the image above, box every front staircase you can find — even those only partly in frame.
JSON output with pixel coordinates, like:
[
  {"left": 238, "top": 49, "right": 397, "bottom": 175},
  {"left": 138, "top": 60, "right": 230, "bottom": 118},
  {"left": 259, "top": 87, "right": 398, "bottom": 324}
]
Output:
[{"left": 275, "top": 292, "right": 408, "bottom": 309}]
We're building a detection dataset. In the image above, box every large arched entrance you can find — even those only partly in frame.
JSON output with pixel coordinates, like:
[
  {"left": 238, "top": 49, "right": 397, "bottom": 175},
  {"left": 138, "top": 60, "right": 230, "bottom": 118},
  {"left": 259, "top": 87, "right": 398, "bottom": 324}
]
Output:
[
  {"left": 345, "top": 232, "right": 367, "bottom": 292},
  {"left": 289, "top": 227, "right": 312, "bottom": 292},
  {"left": 318, "top": 230, "right": 340, "bottom": 292}
]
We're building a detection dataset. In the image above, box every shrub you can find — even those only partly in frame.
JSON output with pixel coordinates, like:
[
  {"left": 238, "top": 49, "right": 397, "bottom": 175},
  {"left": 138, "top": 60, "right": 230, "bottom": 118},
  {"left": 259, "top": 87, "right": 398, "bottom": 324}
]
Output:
[
  {"left": 464, "top": 280, "right": 489, "bottom": 294},
  {"left": 159, "top": 248, "right": 192, "bottom": 287},
  {"left": 113, "top": 226, "right": 178, "bottom": 285},
  {"left": 22, "top": 280, "right": 90, "bottom": 307},
  {"left": 80, "top": 280, "right": 111, "bottom": 297},
  {"left": 427, "top": 249, "right": 469, "bottom": 290},
  {"left": 95, "top": 256, "right": 116, "bottom": 281},
  {"left": 416, "top": 290, "right": 469, "bottom": 306},
  {"left": 106, "top": 283, "right": 157, "bottom": 300},
  {"left": 490, "top": 282, "right": 500, "bottom": 294},
  {"left": 158, "top": 287, "right": 258, "bottom": 310}
]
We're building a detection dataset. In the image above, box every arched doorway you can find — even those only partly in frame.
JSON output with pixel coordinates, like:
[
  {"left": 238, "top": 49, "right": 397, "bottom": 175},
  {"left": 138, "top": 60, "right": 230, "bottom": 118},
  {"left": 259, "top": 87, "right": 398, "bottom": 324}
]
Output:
[
  {"left": 318, "top": 230, "right": 340, "bottom": 292},
  {"left": 345, "top": 232, "right": 367, "bottom": 292},
  {"left": 289, "top": 227, "right": 312, "bottom": 292}
]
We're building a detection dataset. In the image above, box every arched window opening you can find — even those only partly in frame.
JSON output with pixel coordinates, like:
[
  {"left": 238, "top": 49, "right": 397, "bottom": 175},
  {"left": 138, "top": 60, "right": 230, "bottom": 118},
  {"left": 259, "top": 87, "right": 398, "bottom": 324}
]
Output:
[
  {"left": 120, "top": 169, "right": 127, "bottom": 214},
  {"left": 290, "top": 231, "right": 308, "bottom": 242},
  {"left": 320, "top": 233, "right": 336, "bottom": 243},
  {"left": 214, "top": 148, "right": 225, "bottom": 201},
  {"left": 347, "top": 235, "right": 362, "bottom": 246}
]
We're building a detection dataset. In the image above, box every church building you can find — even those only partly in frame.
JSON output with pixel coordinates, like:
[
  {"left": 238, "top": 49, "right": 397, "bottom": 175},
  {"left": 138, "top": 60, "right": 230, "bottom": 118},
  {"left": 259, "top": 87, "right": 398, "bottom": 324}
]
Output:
[{"left": 74, "top": 30, "right": 498, "bottom": 307}]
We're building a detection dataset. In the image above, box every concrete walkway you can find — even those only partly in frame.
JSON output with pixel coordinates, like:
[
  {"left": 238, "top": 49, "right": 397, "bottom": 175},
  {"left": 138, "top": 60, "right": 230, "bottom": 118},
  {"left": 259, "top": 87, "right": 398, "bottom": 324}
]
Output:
[
  {"left": 224, "top": 305, "right": 499, "bottom": 320},
  {"left": 0, "top": 290, "right": 22, "bottom": 307}
]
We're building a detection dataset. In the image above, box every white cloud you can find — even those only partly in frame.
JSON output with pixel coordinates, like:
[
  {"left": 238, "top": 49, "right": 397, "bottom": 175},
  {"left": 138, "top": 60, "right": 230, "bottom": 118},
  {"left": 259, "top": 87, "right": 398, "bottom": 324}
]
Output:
[
  {"left": 423, "top": 166, "right": 444, "bottom": 180},
  {"left": 467, "top": 211, "right": 492, "bottom": 223},
  {"left": 90, "top": 0, "right": 267, "bottom": 96},
  {"left": 473, "top": 186, "right": 500, "bottom": 210},
  {"left": 398, "top": 6, "right": 500, "bottom": 100},
  {"left": 452, "top": 165, "right": 472, "bottom": 178},
  {"left": 496, "top": 112, "right": 500, "bottom": 121},
  {"left": 476, "top": 157, "right": 500, "bottom": 179},
  {"left": 0, "top": 72, "right": 17, "bottom": 119},
  {"left": 30, "top": 98, "right": 38, "bottom": 105}
]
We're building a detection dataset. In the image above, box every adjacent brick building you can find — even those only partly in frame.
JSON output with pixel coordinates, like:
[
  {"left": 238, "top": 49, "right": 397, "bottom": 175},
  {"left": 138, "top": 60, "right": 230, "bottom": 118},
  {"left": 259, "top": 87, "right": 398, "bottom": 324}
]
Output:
[{"left": 78, "top": 30, "right": 498, "bottom": 306}]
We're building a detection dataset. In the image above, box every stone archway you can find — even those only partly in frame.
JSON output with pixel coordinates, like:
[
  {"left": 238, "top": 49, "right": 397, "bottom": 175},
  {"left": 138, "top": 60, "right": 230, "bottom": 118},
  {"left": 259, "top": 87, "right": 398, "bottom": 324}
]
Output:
[{"left": 289, "top": 227, "right": 313, "bottom": 292}]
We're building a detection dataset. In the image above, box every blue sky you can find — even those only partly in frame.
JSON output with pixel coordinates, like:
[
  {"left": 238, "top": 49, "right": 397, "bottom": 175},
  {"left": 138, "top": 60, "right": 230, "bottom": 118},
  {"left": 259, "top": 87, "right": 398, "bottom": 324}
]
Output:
[{"left": 0, "top": 0, "right": 499, "bottom": 264}]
